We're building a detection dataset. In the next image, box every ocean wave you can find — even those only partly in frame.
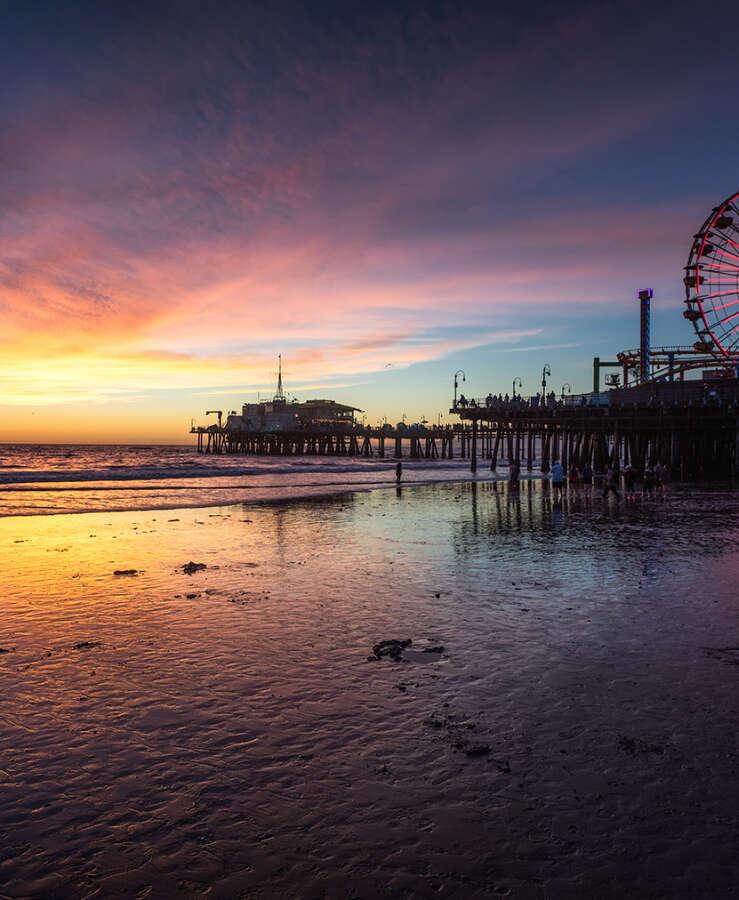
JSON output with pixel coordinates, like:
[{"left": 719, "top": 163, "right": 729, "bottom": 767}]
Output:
[{"left": 0, "top": 458, "right": 468, "bottom": 486}]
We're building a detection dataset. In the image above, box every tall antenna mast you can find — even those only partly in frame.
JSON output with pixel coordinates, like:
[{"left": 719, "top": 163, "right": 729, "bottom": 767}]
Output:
[{"left": 275, "top": 354, "right": 285, "bottom": 400}]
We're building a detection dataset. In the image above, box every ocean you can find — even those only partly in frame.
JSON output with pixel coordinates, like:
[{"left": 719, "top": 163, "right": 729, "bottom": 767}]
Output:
[{"left": 0, "top": 443, "right": 498, "bottom": 516}]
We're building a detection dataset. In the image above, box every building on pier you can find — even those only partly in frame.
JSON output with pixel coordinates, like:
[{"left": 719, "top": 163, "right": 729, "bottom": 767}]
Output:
[
  {"left": 228, "top": 397, "right": 361, "bottom": 432},
  {"left": 221, "top": 355, "right": 362, "bottom": 432}
]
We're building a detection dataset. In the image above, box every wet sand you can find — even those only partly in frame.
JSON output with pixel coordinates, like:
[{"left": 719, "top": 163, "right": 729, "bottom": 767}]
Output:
[{"left": 1, "top": 481, "right": 738, "bottom": 898}]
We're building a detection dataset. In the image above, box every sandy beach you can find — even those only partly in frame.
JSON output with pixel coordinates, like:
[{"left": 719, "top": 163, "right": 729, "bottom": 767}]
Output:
[{"left": 1, "top": 480, "right": 738, "bottom": 898}]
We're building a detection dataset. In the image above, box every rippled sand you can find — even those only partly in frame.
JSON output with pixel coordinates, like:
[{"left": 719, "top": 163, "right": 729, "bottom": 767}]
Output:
[{"left": 1, "top": 482, "right": 738, "bottom": 898}]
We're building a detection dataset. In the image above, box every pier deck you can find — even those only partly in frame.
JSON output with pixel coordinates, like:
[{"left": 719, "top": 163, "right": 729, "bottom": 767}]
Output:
[{"left": 192, "top": 391, "right": 739, "bottom": 479}]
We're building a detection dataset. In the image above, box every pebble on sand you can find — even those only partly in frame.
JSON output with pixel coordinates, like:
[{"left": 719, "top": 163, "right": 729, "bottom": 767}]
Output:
[{"left": 372, "top": 639, "right": 412, "bottom": 661}]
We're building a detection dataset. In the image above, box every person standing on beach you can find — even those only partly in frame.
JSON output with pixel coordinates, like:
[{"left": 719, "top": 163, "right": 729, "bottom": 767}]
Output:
[
  {"left": 581, "top": 461, "right": 593, "bottom": 498},
  {"left": 624, "top": 464, "right": 636, "bottom": 501},
  {"left": 396, "top": 461, "right": 402, "bottom": 484},
  {"left": 661, "top": 463, "right": 671, "bottom": 494},
  {"left": 603, "top": 466, "right": 621, "bottom": 500},
  {"left": 643, "top": 465, "right": 655, "bottom": 499},
  {"left": 654, "top": 462, "right": 664, "bottom": 497},
  {"left": 551, "top": 459, "right": 564, "bottom": 497},
  {"left": 509, "top": 459, "right": 520, "bottom": 489}
]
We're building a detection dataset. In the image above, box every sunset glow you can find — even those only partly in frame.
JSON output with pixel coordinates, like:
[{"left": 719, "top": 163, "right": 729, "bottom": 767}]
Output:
[{"left": 2, "top": 2, "right": 737, "bottom": 440}]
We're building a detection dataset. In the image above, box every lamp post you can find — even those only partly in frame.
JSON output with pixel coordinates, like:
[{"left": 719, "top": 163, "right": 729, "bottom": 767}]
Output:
[
  {"left": 512, "top": 377, "right": 522, "bottom": 399},
  {"left": 453, "top": 369, "right": 466, "bottom": 407},
  {"left": 560, "top": 383, "right": 571, "bottom": 403},
  {"left": 542, "top": 364, "right": 551, "bottom": 399}
]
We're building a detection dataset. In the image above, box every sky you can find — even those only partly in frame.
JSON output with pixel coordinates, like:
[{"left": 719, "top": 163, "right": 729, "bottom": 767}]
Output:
[{"left": 3, "top": 0, "right": 739, "bottom": 442}]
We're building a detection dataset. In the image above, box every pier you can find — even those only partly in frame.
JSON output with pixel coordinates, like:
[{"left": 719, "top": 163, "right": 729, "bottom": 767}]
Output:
[
  {"left": 452, "top": 382, "right": 739, "bottom": 479},
  {"left": 191, "top": 380, "right": 739, "bottom": 479},
  {"left": 191, "top": 422, "right": 459, "bottom": 460}
]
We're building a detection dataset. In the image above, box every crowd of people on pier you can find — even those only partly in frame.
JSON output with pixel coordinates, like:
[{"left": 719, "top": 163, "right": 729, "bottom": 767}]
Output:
[
  {"left": 508, "top": 459, "right": 671, "bottom": 501},
  {"left": 457, "top": 391, "right": 571, "bottom": 411}
]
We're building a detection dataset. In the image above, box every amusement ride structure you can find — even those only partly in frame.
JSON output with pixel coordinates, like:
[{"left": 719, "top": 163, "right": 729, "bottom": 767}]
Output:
[{"left": 594, "top": 190, "right": 739, "bottom": 391}]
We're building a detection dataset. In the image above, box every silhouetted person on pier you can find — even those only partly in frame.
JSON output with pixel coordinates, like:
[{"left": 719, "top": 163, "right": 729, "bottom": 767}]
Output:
[{"left": 458, "top": 394, "right": 468, "bottom": 408}]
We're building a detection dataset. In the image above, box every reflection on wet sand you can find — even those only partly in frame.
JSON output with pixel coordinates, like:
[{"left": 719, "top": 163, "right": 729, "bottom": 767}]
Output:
[{"left": 0, "top": 481, "right": 738, "bottom": 897}]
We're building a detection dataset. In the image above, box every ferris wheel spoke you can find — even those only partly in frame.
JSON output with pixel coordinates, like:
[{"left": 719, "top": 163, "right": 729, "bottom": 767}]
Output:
[
  {"left": 702, "top": 298, "right": 739, "bottom": 314},
  {"left": 712, "top": 324, "right": 739, "bottom": 350},
  {"left": 697, "top": 289, "right": 739, "bottom": 301},
  {"left": 712, "top": 309, "right": 739, "bottom": 328},
  {"left": 714, "top": 248, "right": 739, "bottom": 263}
]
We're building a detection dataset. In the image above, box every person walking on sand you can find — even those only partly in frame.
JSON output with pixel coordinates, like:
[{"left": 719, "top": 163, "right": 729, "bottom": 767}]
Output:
[
  {"left": 603, "top": 465, "right": 621, "bottom": 500},
  {"left": 581, "top": 461, "right": 593, "bottom": 499},
  {"left": 654, "top": 461, "right": 664, "bottom": 497},
  {"left": 551, "top": 459, "right": 564, "bottom": 497},
  {"left": 568, "top": 463, "right": 579, "bottom": 490},
  {"left": 643, "top": 464, "right": 655, "bottom": 499},
  {"left": 395, "top": 461, "right": 402, "bottom": 484},
  {"left": 509, "top": 459, "right": 520, "bottom": 489},
  {"left": 661, "top": 463, "right": 671, "bottom": 494},
  {"left": 624, "top": 463, "right": 636, "bottom": 501}
]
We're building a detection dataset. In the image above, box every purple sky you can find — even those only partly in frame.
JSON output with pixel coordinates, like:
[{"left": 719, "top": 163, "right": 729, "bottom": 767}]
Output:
[{"left": 2, "top": 0, "right": 738, "bottom": 439}]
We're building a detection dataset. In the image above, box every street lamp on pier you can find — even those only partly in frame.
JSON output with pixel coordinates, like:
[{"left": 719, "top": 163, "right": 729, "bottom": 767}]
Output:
[
  {"left": 560, "top": 383, "right": 571, "bottom": 403},
  {"left": 453, "top": 370, "right": 466, "bottom": 407},
  {"left": 512, "top": 377, "right": 522, "bottom": 399},
  {"left": 542, "top": 364, "right": 551, "bottom": 399}
]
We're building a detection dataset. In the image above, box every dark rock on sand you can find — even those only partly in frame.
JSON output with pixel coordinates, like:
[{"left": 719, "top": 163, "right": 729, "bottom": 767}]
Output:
[
  {"left": 182, "top": 562, "right": 207, "bottom": 574},
  {"left": 465, "top": 745, "right": 491, "bottom": 757},
  {"left": 372, "top": 638, "right": 412, "bottom": 661},
  {"left": 618, "top": 735, "right": 665, "bottom": 756},
  {"left": 73, "top": 641, "right": 101, "bottom": 650},
  {"left": 422, "top": 645, "right": 445, "bottom": 653},
  {"left": 113, "top": 569, "right": 138, "bottom": 576},
  {"left": 0, "top": 647, "right": 15, "bottom": 653}
]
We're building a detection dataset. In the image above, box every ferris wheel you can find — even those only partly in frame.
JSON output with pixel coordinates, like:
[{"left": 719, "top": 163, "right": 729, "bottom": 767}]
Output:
[{"left": 684, "top": 190, "right": 739, "bottom": 358}]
